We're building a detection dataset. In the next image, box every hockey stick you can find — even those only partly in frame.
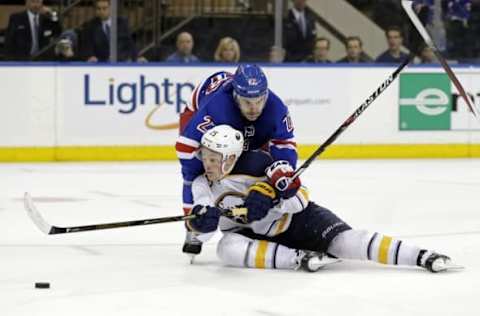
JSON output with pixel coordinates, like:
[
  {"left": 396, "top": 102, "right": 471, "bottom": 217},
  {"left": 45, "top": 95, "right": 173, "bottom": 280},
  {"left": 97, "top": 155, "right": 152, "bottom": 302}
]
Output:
[
  {"left": 401, "top": 0, "right": 479, "bottom": 118},
  {"left": 288, "top": 54, "right": 414, "bottom": 183},
  {"left": 24, "top": 192, "right": 246, "bottom": 235}
]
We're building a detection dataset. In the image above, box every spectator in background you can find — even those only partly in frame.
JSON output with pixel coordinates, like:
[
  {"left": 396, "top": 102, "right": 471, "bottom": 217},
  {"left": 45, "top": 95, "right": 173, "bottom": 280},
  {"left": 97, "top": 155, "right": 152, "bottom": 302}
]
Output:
[
  {"left": 413, "top": 0, "right": 433, "bottom": 25},
  {"left": 375, "top": 26, "right": 409, "bottom": 63},
  {"left": 213, "top": 37, "right": 240, "bottom": 63},
  {"left": 5, "top": 0, "right": 62, "bottom": 61},
  {"left": 337, "top": 36, "right": 372, "bottom": 63},
  {"left": 165, "top": 32, "right": 199, "bottom": 63},
  {"left": 304, "top": 37, "right": 332, "bottom": 63},
  {"left": 446, "top": 0, "right": 472, "bottom": 59},
  {"left": 418, "top": 43, "right": 438, "bottom": 63},
  {"left": 413, "top": 0, "right": 447, "bottom": 52},
  {"left": 81, "top": 0, "right": 147, "bottom": 62},
  {"left": 269, "top": 45, "right": 286, "bottom": 63},
  {"left": 468, "top": 0, "right": 480, "bottom": 59},
  {"left": 284, "top": 0, "right": 317, "bottom": 61}
]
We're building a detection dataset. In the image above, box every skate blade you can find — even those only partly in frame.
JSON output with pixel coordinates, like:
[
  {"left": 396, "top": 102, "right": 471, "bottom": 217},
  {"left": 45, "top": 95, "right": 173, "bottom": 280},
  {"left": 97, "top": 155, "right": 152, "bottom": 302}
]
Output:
[
  {"left": 435, "top": 262, "right": 465, "bottom": 272},
  {"left": 310, "top": 258, "right": 341, "bottom": 271}
]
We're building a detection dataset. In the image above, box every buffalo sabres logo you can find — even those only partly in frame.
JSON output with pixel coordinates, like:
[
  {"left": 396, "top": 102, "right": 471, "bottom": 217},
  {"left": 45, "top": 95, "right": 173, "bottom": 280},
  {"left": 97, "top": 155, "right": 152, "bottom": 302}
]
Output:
[{"left": 215, "top": 191, "right": 248, "bottom": 224}]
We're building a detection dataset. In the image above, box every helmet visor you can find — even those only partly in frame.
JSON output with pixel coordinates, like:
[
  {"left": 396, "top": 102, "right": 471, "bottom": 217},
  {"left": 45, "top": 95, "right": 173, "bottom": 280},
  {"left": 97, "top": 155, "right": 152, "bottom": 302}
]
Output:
[{"left": 236, "top": 93, "right": 267, "bottom": 121}]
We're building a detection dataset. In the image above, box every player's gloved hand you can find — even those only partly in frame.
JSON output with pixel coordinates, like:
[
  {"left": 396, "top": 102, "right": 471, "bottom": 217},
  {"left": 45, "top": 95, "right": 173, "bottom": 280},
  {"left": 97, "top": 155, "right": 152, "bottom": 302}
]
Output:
[
  {"left": 244, "top": 182, "right": 276, "bottom": 223},
  {"left": 266, "top": 160, "right": 301, "bottom": 199},
  {"left": 187, "top": 205, "right": 221, "bottom": 233}
]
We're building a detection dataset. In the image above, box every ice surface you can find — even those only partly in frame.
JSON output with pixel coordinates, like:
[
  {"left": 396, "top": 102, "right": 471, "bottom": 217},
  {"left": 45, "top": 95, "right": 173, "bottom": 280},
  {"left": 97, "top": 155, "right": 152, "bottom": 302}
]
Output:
[{"left": 1, "top": 159, "right": 479, "bottom": 316}]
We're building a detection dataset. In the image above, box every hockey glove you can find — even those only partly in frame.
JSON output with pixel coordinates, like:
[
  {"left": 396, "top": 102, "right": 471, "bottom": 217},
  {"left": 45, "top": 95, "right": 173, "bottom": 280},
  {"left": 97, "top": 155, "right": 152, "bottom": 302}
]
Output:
[
  {"left": 187, "top": 205, "right": 221, "bottom": 234},
  {"left": 266, "top": 160, "right": 301, "bottom": 199},
  {"left": 244, "top": 182, "right": 276, "bottom": 223}
]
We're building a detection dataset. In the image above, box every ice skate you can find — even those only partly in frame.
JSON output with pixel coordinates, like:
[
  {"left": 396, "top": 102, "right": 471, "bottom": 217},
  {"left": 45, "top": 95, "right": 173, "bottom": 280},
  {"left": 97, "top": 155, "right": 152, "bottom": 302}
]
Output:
[
  {"left": 419, "top": 251, "right": 464, "bottom": 273},
  {"left": 296, "top": 250, "right": 341, "bottom": 272},
  {"left": 182, "top": 230, "right": 203, "bottom": 264}
]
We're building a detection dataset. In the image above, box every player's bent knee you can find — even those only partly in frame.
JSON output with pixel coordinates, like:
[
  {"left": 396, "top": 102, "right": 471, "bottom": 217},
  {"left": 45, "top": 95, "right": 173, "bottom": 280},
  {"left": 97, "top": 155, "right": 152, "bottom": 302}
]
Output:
[{"left": 217, "top": 233, "right": 252, "bottom": 267}]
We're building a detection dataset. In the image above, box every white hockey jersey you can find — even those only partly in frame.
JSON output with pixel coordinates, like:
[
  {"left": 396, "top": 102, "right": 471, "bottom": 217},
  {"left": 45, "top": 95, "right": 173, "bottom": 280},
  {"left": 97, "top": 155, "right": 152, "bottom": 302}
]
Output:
[{"left": 192, "top": 172, "right": 310, "bottom": 240}]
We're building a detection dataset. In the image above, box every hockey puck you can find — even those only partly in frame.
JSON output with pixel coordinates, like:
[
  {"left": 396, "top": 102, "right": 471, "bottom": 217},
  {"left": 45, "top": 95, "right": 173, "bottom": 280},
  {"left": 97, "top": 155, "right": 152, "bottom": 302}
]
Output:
[{"left": 35, "top": 282, "right": 50, "bottom": 289}]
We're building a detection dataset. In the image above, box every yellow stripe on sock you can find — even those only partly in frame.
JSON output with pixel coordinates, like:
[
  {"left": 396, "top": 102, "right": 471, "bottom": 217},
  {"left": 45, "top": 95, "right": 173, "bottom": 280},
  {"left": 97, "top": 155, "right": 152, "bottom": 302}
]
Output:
[
  {"left": 378, "top": 236, "right": 393, "bottom": 264},
  {"left": 255, "top": 240, "right": 269, "bottom": 268}
]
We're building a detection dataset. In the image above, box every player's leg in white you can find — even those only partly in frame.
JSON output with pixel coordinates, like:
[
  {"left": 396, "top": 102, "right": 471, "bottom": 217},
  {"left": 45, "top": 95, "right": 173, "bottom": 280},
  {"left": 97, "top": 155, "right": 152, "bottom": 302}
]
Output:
[
  {"left": 217, "top": 232, "right": 338, "bottom": 272},
  {"left": 327, "top": 229, "right": 462, "bottom": 273}
]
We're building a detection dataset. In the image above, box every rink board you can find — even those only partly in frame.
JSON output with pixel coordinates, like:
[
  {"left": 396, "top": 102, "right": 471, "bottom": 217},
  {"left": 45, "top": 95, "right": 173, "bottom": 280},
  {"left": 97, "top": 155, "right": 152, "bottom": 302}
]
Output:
[{"left": 1, "top": 63, "right": 480, "bottom": 161}]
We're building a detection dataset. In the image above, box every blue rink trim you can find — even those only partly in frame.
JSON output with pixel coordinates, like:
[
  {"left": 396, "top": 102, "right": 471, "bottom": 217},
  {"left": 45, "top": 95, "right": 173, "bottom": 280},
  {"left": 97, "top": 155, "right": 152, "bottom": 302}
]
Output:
[{"left": 0, "top": 61, "right": 479, "bottom": 69}]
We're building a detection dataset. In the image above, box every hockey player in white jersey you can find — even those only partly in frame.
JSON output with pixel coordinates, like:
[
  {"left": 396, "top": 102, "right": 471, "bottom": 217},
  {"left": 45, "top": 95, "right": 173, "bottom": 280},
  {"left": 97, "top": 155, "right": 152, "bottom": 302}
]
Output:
[{"left": 187, "top": 125, "right": 461, "bottom": 273}]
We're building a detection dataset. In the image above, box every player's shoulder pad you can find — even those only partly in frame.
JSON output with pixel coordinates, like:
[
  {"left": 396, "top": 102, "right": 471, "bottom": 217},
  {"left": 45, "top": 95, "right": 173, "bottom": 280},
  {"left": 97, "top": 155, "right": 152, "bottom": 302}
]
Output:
[{"left": 230, "top": 150, "right": 273, "bottom": 177}]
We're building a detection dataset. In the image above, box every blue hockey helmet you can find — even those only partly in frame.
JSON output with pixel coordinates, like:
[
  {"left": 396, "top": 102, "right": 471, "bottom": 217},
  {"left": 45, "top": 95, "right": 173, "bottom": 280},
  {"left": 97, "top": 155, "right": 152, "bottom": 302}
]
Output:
[{"left": 232, "top": 64, "right": 268, "bottom": 98}]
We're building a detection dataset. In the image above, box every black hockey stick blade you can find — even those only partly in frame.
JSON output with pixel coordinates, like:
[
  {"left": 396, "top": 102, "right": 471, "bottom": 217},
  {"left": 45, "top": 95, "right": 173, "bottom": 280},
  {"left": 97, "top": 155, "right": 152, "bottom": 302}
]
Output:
[
  {"left": 23, "top": 193, "right": 246, "bottom": 235},
  {"left": 401, "top": 0, "right": 480, "bottom": 118}
]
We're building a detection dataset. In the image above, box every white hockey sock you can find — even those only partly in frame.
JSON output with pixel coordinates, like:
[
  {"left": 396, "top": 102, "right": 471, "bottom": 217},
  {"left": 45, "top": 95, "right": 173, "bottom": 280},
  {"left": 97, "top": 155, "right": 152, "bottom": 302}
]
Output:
[
  {"left": 217, "top": 233, "right": 298, "bottom": 269},
  {"left": 327, "top": 229, "right": 422, "bottom": 266}
]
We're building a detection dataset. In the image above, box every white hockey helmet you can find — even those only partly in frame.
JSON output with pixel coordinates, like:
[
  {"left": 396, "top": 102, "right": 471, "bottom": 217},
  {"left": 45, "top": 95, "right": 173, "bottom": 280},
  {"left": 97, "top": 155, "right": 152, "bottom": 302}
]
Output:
[{"left": 201, "top": 125, "right": 244, "bottom": 175}]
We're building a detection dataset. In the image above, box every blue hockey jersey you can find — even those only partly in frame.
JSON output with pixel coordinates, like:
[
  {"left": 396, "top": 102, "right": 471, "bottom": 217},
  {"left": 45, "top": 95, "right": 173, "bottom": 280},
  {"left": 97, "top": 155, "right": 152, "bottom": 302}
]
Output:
[{"left": 176, "top": 73, "right": 297, "bottom": 212}]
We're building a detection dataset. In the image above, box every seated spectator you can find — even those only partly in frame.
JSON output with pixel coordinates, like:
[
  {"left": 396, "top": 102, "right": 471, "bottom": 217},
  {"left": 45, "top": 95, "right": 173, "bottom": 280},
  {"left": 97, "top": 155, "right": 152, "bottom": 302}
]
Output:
[
  {"left": 81, "top": 0, "right": 147, "bottom": 62},
  {"left": 375, "top": 26, "right": 409, "bottom": 63},
  {"left": 337, "top": 36, "right": 372, "bottom": 63},
  {"left": 418, "top": 43, "right": 437, "bottom": 64},
  {"left": 213, "top": 37, "right": 240, "bottom": 63},
  {"left": 5, "top": 0, "right": 62, "bottom": 61},
  {"left": 304, "top": 37, "right": 331, "bottom": 63},
  {"left": 446, "top": 0, "right": 472, "bottom": 59},
  {"left": 269, "top": 45, "right": 285, "bottom": 63},
  {"left": 165, "top": 32, "right": 199, "bottom": 63},
  {"left": 284, "top": 0, "right": 317, "bottom": 62}
]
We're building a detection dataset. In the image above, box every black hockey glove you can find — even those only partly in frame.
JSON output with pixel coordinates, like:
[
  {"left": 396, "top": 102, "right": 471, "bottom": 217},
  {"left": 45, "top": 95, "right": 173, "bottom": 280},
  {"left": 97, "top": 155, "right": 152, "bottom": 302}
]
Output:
[
  {"left": 244, "top": 182, "right": 277, "bottom": 223},
  {"left": 187, "top": 205, "right": 221, "bottom": 233}
]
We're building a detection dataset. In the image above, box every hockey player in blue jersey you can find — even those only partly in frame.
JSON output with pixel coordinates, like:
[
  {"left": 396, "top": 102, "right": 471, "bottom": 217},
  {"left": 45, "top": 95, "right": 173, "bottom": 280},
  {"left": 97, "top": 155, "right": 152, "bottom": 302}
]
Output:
[
  {"left": 186, "top": 125, "right": 462, "bottom": 273},
  {"left": 176, "top": 64, "right": 300, "bottom": 259},
  {"left": 179, "top": 70, "right": 233, "bottom": 133}
]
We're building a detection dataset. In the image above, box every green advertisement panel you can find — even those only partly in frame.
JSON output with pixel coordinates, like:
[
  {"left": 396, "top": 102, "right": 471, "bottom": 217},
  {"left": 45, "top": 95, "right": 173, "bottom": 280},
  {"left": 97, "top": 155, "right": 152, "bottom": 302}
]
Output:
[{"left": 399, "top": 73, "right": 452, "bottom": 130}]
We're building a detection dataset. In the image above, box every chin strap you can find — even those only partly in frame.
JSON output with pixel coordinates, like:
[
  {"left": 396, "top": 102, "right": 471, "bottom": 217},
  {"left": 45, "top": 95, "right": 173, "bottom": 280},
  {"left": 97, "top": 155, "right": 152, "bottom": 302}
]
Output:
[{"left": 221, "top": 154, "right": 239, "bottom": 176}]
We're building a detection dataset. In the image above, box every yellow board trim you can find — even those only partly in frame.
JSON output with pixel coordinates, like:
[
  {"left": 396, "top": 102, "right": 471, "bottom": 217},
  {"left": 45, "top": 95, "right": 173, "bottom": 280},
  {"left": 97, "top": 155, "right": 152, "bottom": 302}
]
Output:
[
  {"left": 298, "top": 144, "right": 480, "bottom": 159},
  {"left": 378, "top": 236, "right": 393, "bottom": 264},
  {"left": 255, "top": 240, "right": 269, "bottom": 269},
  {"left": 1, "top": 144, "right": 480, "bottom": 162},
  {"left": 0, "top": 146, "right": 177, "bottom": 162}
]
